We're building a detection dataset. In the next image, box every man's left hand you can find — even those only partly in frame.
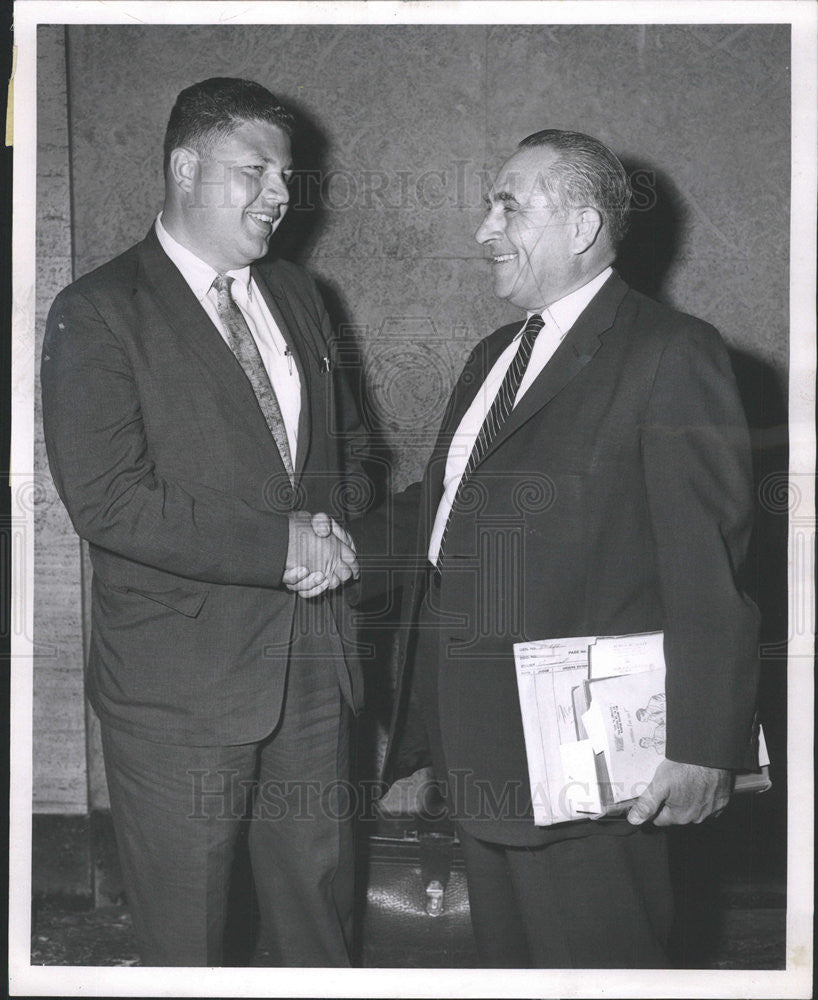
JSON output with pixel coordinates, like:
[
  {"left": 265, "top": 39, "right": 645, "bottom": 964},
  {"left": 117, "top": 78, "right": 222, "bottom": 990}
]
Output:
[{"left": 627, "top": 759, "right": 732, "bottom": 827}]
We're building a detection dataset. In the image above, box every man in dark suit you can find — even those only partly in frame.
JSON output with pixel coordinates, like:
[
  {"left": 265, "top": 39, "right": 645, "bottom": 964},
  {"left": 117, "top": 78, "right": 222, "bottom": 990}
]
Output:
[
  {"left": 41, "top": 78, "right": 365, "bottom": 967},
  {"left": 351, "top": 130, "right": 760, "bottom": 967}
]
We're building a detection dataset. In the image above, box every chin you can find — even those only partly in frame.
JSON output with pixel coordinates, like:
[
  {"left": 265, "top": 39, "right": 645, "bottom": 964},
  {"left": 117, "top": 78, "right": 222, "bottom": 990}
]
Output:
[
  {"left": 241, "top": 241, "right": 268, "bottom": 265},
  {"left": 497, "top": 284, "right": 527, "bottom": 307}
]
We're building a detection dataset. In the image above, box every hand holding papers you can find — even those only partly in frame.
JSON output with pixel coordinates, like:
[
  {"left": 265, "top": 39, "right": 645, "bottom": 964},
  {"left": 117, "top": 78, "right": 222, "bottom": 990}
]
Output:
[
  {"left": 513, "top": 631, "right": 770, "bottom": 827},
  {"left": 626, "top": 758, "right": 733, "bottom": 826}
]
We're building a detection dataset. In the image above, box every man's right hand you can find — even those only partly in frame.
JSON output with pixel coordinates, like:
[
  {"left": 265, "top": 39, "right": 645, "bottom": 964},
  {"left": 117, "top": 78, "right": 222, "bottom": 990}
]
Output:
[{"left": 284, "top": 511, "right": 359, "bottom": 598}]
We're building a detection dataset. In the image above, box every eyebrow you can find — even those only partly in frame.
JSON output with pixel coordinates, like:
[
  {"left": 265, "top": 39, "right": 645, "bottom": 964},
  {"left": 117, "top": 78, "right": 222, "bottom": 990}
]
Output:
[
  {"left": 259, "top": 155, "right": 293, "bottom": 167},
  {"left": 485, "top": 190, "right": 519, "bottom": 206},
  {"left": 244, "top": 155, "right": 295, "bottom": 173}
]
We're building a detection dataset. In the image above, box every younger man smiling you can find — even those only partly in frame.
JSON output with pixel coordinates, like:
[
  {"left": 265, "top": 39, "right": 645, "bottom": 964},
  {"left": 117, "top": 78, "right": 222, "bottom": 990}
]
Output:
[{"left": 42, "top": 78, "right": 364, "bottom": 967}]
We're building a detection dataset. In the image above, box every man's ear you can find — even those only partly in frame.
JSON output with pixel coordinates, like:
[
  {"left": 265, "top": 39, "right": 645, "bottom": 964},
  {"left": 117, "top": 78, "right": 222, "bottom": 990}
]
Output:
[
  {"left": 168, "top": 147, "right": 199, "bottom": 194},
  {"left": 570, "top": 207, "right": 603, "bottom": 255}
]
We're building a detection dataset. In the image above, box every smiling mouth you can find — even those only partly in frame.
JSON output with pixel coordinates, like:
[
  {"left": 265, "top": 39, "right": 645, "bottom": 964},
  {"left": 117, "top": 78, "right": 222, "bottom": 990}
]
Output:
[
  {"left": 247, "top": 211, "right": 278, "bottom": 233},
  {"left": 492, "top": 253, "right": 517, "bottom": 264}
]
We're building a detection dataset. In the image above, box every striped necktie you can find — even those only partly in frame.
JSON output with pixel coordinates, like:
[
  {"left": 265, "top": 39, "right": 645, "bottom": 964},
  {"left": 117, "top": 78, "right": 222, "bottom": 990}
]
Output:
[
  {"left": 437, "top": 312, "right": 545, "bottom": 568},
  {"left": 212, "top": 274, "right": 295, "bottom": 485}
]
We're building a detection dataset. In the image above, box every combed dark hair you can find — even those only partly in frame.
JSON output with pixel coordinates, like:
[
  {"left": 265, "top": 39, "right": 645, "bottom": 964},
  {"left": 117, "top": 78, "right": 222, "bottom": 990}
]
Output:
[
  {"left": 163, "top": 78, "right": 296, "bottom": 174},
  {"left": 518, "top": 130, "right": 632, "bottom": 247}
]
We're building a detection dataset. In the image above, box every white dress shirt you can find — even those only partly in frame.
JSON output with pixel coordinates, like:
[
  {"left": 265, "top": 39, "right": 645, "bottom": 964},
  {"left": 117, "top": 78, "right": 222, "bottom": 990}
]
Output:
[
  {"left": 155, "top": 214, "right": 301, "bottom": 464},
  {"left": 428, "top": 267, "right": 613, "bottom": 564}
]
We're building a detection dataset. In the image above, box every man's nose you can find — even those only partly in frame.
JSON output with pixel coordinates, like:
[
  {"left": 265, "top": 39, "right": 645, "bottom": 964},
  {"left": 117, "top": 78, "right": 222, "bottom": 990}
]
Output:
[
  {"left": 475, "top": 207, "right": 501, "bottom": 245},
  {"left": 262, "top": 171, "right": 290, "bottom": 205}
]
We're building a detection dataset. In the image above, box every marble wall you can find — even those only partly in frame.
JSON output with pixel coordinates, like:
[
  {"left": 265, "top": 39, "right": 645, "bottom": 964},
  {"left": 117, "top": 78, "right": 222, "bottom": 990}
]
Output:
[
  {"left": 63, "top": 22, "right": 790, "bottom": 484},
  {"left": 34, "top": 26, "right": 87, "bottom": 812},
  {"left": 35, "top": 23, "right": 791, "bottom": 811}
]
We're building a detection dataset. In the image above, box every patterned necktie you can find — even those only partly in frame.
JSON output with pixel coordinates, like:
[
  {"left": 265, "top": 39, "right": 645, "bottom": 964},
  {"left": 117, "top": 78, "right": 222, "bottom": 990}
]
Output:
[
  {"left": 437, "top": 312, "right": 545, "bottom": 568},
  {"left": 212, "top": 274, "right": 295, "bottom": 484}
]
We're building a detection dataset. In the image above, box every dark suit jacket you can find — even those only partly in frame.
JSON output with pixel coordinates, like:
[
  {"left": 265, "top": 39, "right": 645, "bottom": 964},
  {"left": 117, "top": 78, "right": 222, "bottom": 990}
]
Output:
[
  {"left": 360, "top": 272, "right": 760, "bottom": 845},
  {"left": 42, "top": 228, "right": 367, "bottom": 746}
]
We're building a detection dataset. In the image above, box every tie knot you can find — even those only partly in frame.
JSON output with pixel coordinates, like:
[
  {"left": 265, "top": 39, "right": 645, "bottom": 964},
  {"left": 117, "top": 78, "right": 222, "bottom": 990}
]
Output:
[
  {"left": 522, "top": 313, "right": 545, "bottom": 342},
  {"left": 212, "top": 274, "right": 234, "bottom": 297}
]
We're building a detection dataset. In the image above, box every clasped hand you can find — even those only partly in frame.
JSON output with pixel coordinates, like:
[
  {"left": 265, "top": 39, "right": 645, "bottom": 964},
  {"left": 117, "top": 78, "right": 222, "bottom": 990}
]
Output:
[{"left": 284, "top": 511, "right": 359, "bottom": 599}]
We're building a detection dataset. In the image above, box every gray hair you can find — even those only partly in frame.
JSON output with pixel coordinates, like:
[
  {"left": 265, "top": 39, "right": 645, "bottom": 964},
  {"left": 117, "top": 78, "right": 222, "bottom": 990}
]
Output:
[{"left": 518, "top": 130, "right": 632, "bottom": 247}]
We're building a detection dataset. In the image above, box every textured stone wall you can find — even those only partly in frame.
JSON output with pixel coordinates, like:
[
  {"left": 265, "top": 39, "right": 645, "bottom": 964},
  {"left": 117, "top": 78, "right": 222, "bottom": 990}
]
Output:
[
  {"left": 34, "top": 25, "right": 87, "bottom": 813},
  {"left": 63, "top": 22, "right": 790, "bottom": 486},
  {"left": 69, "top": 25, "right": 789, "bottom": 486},
  {"left": 35, "top": 23, "right": 790, "bottom": 810}
]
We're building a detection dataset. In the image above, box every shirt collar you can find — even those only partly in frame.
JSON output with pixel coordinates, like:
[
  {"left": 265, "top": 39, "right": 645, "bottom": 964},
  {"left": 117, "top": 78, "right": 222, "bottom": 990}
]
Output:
[
  {"left": 155, "top": 214, "right": 253, "bottom": 303},
  {"left": 523, "top": 266, "right": 614, "bottom": 340}
]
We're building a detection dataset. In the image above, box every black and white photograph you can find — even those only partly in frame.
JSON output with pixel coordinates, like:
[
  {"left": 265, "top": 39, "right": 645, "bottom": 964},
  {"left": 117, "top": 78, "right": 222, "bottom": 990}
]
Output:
[{"left": 7, "top": 1, "right": 815, "bottom": 996}]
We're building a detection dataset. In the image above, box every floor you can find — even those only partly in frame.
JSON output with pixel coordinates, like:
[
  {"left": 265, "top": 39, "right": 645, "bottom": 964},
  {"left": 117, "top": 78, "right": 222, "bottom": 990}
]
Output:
[
  {"left": 30, "top": 882, "right": 786, "bottom": 969},
  {"left": 28, "top": 795, "right": 788, "bottom": 969}
]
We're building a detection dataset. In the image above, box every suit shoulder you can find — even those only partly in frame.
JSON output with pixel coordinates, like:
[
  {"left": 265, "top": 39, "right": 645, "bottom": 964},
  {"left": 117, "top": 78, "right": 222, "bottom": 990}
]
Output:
[
  {"left": 65, "top": 242, "right": 142, "bottom": 295},
  {"left": 488, "top": 319, "right": 522, "bottom": 342},
  {"left": 45, "top": 242, "right": 149, "bottom": 362},
  {"left": 476, "top": 320, "right": 521, "bottom": 353},
  {"left": 623, "top": 287, "right": 722, "bottom": 347},
  {"left": 618, "top": 289, "right": 736, "bottom": 394},
  {"left": 454, "top": 321, "right": 519, "bottom": 372},
  {"left": 51, "top": 242, "right": 142, "bottom": 313}
]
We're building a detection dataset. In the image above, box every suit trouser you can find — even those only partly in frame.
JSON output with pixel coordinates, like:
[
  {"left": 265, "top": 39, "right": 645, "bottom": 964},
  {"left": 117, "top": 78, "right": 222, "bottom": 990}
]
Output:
[
  {"left": 415, "top": 576, "right": 673, "bottom": 968},
  {"left": 457, "top": 823, "right": 672, "bottom": 968},
  {"left": 99, "top": 643, "right": 353, "bottom": 967}
]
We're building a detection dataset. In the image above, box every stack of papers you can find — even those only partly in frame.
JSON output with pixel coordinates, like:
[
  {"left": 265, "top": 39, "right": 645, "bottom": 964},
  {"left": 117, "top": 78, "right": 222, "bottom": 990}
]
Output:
[{"left": 513, "top": 631, "right": 770, "bottom": 827}]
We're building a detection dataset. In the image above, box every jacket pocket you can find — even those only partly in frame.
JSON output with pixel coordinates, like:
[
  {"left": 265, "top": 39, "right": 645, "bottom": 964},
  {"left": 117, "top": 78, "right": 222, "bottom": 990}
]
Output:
[
  {"left": 122, "top": 585, "right": 208, "bottom": 618},
  {"left": 90, "top": 553, "right": 210, "bottom": 618}
]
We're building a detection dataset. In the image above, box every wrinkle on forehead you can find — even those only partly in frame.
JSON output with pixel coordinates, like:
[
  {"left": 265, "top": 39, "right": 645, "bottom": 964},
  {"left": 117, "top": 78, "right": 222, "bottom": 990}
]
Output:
[{"left": 491, "top": 147, "right": 562, "bottom": 205}]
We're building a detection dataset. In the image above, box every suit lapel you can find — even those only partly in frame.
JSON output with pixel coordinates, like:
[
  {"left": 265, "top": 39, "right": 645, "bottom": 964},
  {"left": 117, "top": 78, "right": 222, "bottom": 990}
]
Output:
[
  {"left": 136, "top": 229, "right": 287, "bottom": 468},
  {"left": 251, "top": 266, "right": 313, "bottom": 479},
  {"left": 419, "top": 324, "right": 519, "bottom": 536},
  {"left": 419, "top": 273, "right": 629, "bottom": 528},
  {"left": 475, "top": 273, "right": 630, "bottom": 467},
  {"left": 449, "top": 328, "right": 520, "bottom": 435}
]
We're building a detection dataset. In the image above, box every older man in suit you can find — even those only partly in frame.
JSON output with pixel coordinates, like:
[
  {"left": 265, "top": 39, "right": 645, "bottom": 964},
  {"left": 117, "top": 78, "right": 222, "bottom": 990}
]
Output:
[
  {"left": 42, "top": 78, "right": 365, "bottom": 967},
  {"left": 345, "top": 130, "right": 760, "bottom": 967}
]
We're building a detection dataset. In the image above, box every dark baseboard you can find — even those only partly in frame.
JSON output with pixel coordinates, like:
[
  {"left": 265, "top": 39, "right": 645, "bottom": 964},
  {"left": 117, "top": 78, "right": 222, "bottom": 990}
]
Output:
[
  {"left": 32, "top": 811, "right": 125, "bottom": 907},
  {"left": 31, "top": 805, "right": 787, "bottom": 910},
  {"left": 30, "top": 808, "right": 787, "bottom": 969}
]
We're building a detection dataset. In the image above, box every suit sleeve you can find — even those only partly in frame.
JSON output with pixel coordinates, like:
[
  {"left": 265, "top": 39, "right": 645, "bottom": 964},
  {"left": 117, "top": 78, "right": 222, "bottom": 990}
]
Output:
[
  {"left": 41, "top": 287, "right": 292, "bottom": 587},
  {"left": 640, "top": 323, "right": 760, "bottom": 770}
]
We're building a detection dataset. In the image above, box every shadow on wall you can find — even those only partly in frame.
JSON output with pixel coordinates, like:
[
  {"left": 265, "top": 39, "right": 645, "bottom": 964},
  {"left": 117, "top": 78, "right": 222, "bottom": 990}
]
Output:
[
  {"left": 726, "top": 348, "right": 788, "bottom": 889},
  {"left": 269, "top": 98, "right": 329, "bottom": 265},
  {"left": 620, "top": 157, "right": 789, "bottom": 964},
  {"left": 266, "top": 96, "right": 394, "bottom": 511},
  {"left": 618, "top": 160, "right": 686, "bottom": 301},
  {"left": 263, "top": 97, "right": 400, "bottom": 788}
]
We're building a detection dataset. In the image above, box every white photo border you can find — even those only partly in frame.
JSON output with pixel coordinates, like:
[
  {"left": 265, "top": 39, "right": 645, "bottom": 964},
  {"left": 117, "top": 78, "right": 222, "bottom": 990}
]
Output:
[{"left": 9, "top": 2, "right": 816, "bottom": 997}]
